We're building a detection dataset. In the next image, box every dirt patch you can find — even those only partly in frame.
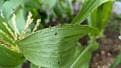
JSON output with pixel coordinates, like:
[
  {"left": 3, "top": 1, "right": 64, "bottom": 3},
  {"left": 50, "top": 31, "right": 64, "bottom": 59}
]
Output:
[{"left": 90, "top": 15, "right": 121, "bottom": 68}]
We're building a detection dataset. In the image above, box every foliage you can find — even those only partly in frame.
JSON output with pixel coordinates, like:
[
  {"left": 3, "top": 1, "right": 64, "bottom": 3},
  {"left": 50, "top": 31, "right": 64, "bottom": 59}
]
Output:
[
  {"left": 17, "top": 24, "right": 98, "bottom": 68},
  {"left": 0, "top": 0, "right": 114, "bottom": 68}
]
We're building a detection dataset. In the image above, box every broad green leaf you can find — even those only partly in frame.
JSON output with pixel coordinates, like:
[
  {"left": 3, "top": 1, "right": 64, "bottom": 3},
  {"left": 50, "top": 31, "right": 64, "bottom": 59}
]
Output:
[
  {"left": 0, "top": 0, "right": 9, "bottom": 10},
  {"left": 70, "top": 41, "right": 99, "bottom": 68},
  {"left": 0, "top": 64, "right": 22, "bottom": 68},
  {"left": 0, "top": 66, "right": 14, "bottom": 68},
  {"left": 15, "top": 64, "right": 22, "bottom": 68},
  {"left": 88, "top": 1, "right": 113, "bottom": 31},
  {"left": 71, "top": 0, "right": 114, "bottom": 24},
  {"left": 53, "top": 3, "right": 65, "bottom": 18},
  {"left": 15, "top": 8, "right": 26, "bottom": 33},
  {"left": 2, "top": 0, "right": 22, "bottom": 19},
  {"left": 0, "top": 0, "right": 4, "bottom": 10},
  {"left": 42, "top": 0, "right": 57, "bottom": 9},
  {"left": 2, "top": 0, "right": 26, "bottom": 33},
  {"left": 59, "top": 0, "right": 73, "bottom": 17},
  {"left": 30, "top": 64, "right": 39, "bottom": 68},
  {"left": 17, "top": 24, "right": 98, "bottom": 68},
  {"left": 0, "top": 45, "right": 24, "bottom": 68},
  {"left": 53, "top": 0, "right": 73, "bottom": 19},
  {"left": 23, "top": 0, "right": 41, "bottom": 9}
]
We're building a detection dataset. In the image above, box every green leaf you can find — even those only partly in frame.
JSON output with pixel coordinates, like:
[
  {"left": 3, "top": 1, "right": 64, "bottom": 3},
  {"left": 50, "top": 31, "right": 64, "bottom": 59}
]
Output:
[
  {"left": 53, "top": 0, "right": 73, "bottom": 19},
  {"left": 23, "top": 0, "right": 41, "bottom": 9},
  {"left": 59, "top": 0, "right": 73, "bottom": 17},
  {"left": 88, "top": 1, "right": 113, "bottom": 31},
  {"left": 110, "top": 47, "right": 121, "bottom": 68},
  {"left": 0, "top": 64, "right": 22, "bottom": 68},
  {"left": 2, "top": 0, "right": 22, "bottom": 19},
  {"left": 0, "top": 0, "right": 4, "bottom": 9},
  {"left": 15, "top": 64, "right": 22, "bottom": 68},
  {"left": 0, "top": 45, "right": 24, "bottom": 68},
  {"left": 2, "top": 0, "right": 26, "bottom": 33},
  {"left": 70, "top": 41, "right": 99, "bottom": 68},
  {"left": 53, "top": 3, "right": 65, "bottom": 18},
  {"left": 17, "top": 24, "right": 98, "bottom": 68},
  {"left": 30, "top": 64, "right": 39, "bottom": 68},
  {"left": 71, "top": 0, "right": 114, "bottom": 24},
  {"left": 15, "top": 8, "right": 26, "bottom": 33},
  {"left": 42, "top": 0, "right": 57, "bottom": 9}
]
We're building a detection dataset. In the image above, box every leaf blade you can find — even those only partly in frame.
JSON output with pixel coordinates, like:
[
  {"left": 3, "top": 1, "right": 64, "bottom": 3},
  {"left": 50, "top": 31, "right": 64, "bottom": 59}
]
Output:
[
  {"left": 0, "top": 45, "right": 24, "bottom": 68},
  {"left": 17, "top": 24, "right": 98, "bottom": 67},
  {"left": 71, "top": 0, "right": 114, "bottom": 24}
]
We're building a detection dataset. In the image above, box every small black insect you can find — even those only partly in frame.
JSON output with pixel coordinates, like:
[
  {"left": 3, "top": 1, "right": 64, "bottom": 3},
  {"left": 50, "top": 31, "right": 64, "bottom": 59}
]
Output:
[{"left": 54, "top": 32, "right": 58, "bottom": 35}]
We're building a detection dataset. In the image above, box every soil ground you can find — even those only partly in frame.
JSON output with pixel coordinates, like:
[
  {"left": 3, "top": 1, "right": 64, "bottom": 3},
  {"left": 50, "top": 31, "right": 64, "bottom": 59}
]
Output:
[{"left": 90, "top": 15, "right": 121, "bottom": 68}]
